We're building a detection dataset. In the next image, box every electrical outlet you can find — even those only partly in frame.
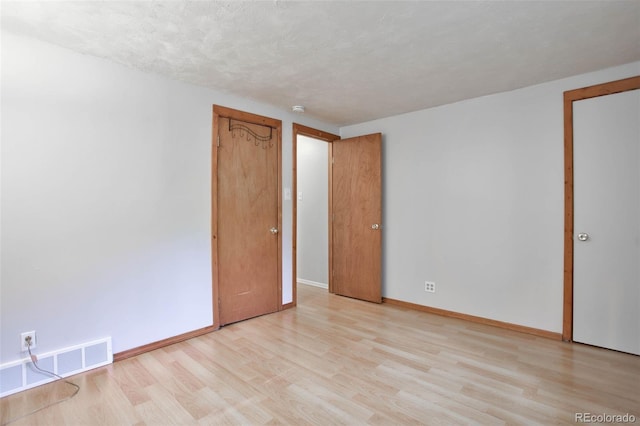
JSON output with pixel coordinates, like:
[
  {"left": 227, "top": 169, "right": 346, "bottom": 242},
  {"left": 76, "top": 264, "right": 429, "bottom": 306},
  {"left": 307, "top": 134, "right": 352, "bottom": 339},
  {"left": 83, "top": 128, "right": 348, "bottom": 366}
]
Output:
[
  {"left": 425, "top": 281, "right": 436, "bottom": 293},
  {"left": 21, "top": 331, "right": 36, "bottom": 351}
]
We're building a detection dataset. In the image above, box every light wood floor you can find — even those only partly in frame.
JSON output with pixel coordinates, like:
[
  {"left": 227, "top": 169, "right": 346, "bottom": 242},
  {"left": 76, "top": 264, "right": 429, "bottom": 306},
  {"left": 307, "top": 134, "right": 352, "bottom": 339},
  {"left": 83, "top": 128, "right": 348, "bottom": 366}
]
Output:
[{"left": 2, "top": 284, "right": 639, "bottom": 425}]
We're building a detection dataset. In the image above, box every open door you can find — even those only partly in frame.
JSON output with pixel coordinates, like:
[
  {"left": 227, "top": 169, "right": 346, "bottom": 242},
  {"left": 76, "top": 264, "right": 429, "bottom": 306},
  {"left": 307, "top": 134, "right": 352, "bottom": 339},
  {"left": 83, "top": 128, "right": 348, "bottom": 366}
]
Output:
[{"left": 331, "top": 133, "right": 382, "bottom": 303}]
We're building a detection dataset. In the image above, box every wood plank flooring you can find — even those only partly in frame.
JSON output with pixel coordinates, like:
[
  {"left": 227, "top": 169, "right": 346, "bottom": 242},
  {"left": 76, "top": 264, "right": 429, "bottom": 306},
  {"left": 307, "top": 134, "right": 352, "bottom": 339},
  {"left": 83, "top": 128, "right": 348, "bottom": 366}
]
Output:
[{"left": 2, "top": 284, "right": 639, "bottom": 425}]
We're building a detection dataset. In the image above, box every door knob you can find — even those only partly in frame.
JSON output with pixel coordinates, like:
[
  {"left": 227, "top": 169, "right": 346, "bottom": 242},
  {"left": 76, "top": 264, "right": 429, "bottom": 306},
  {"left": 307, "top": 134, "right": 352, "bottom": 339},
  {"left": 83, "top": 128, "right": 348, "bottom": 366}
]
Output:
[
  {"left": 270, "top": 227, "right": 279, "bottom": 235},
  {"left": 371, "top": 224, "right": 380, "bottom": 230},
  {"left": 577, "top": 233, "right": 589, "bottom": 241}
]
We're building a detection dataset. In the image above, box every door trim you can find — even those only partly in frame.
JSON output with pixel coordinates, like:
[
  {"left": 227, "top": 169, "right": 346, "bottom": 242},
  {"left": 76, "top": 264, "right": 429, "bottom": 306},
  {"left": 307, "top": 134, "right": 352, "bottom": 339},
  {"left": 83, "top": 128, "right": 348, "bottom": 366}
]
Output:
[
  {"left": 213, "top": 105, "right": 283, "bottom": 327},
  {"left": 562, "top": 75, "right": 640, "bottom": 341},
  {"left": 291, "top": 124, "right": 340, "bottom": 307}
]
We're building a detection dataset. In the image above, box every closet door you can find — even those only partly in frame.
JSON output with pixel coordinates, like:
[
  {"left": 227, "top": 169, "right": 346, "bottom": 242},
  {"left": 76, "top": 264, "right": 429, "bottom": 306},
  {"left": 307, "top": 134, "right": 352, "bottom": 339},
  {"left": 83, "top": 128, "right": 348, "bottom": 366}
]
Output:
[
  {"left": 214, "top": 106, "right": 281, "bottom": 326},
  {"left": 572, "top": 88, "right": 639, "bottom": 355}
]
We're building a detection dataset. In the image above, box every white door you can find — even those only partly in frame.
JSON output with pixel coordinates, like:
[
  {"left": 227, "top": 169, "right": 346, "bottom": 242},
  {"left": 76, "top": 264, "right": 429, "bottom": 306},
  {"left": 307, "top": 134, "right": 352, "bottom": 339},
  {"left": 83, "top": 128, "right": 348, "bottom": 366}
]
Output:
[{"left": 573, "top": 88, "right": 640, "bottom": 355}]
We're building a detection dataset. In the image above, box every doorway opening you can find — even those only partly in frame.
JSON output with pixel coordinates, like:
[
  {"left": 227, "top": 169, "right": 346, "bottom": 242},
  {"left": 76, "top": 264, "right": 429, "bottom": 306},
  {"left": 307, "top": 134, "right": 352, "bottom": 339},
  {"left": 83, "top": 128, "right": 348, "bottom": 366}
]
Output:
[
  {"left": 292, "top": 124, "right": 340, "bottom": 306},
  {"left": 292, "top": 125, "right": 384, "bottom": 306},
  {"left": 297, "top": 135, "right": 330, "bottom": 289}
]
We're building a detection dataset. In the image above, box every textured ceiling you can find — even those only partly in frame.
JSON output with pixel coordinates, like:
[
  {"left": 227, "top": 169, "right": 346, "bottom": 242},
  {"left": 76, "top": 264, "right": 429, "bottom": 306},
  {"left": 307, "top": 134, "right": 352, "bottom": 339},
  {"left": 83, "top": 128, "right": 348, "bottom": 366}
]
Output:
[{"left": 2, "top": 1, "right": 639, "bottom": 126}]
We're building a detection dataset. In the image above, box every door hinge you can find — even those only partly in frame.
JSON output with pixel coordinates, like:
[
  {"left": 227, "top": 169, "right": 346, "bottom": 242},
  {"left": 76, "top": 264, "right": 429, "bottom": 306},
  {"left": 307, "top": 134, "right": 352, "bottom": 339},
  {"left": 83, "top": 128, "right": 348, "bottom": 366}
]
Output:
[
  {"left": 217, "top": 135, "right": 220, "bottom": 147},
  {"left": 332, "top": 157, "right": 335, "bottom": 164}
]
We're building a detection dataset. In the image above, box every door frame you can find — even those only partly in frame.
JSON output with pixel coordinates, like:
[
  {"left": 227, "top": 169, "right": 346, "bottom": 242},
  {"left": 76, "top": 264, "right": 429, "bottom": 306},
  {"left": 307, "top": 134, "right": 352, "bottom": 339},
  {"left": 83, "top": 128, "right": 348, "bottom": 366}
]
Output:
[
  {"left": 291, "top": 124, "right": 340, "bottom": 307},
  {"left": 562, "top": 75, "right": 640, "bottom": 341},
  {"left": 212, "top": 105, "right": 283, "bottom": 327}
]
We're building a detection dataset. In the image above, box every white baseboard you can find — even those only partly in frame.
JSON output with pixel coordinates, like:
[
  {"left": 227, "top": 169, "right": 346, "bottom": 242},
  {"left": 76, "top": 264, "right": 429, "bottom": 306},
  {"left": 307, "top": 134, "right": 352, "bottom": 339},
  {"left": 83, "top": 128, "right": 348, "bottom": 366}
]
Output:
[{"left": 297, "top": 278, "right": 328, "bottom": 289}]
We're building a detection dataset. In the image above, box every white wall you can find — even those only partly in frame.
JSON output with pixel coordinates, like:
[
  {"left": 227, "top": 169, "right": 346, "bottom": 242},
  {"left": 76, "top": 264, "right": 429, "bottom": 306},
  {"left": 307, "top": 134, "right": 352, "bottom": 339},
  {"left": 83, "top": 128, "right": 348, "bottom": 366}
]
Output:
[
  {"left": 341, "top": 61, "right": 640, "bottom": 333},
  {"left": 3, "top": 31, "right": 637, "bottom": 364},
  {"left": 297, "top": 135, "right": 329, "bottom": 286},
  {"left": 0, "top": 31, "right": 338, "bottom": 364}
]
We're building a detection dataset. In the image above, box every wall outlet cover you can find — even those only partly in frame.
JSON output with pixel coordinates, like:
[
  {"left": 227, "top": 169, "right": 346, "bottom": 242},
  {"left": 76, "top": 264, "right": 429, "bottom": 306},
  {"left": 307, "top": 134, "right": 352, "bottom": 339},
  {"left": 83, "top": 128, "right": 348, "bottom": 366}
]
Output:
[{"left": 20, "top": 331, "right": 36, "bottom": 351}]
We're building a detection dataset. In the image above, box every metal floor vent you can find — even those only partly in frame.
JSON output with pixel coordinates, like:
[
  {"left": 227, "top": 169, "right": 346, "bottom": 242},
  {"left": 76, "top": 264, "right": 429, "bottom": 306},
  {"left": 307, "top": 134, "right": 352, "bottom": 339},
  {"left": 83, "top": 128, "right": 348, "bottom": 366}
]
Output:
[{"left": 0, "top": 337, "right": 112, "bottom": 397}]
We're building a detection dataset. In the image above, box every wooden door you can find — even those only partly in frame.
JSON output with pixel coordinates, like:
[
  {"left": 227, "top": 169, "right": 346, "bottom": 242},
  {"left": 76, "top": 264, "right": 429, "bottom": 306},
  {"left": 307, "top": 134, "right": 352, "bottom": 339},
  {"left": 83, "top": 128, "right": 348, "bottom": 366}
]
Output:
[
  {"left": 331, "top": 133, "right": 382, "bottom": 303},
  {"left": 215, "top": 109, "right": 281, "bottom": 326},
  {"left": 572, "top": 88, "right": 639, "bottom": 355}
]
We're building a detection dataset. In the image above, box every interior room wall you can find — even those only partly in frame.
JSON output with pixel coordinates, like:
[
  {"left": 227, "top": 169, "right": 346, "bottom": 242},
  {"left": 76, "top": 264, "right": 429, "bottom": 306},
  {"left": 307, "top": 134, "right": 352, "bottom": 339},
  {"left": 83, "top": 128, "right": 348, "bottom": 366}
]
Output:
[
  {"left": 296, "top": 135, "right": 329, "bottom": 287},
  {"left": 0, "top": 30, "right": 338, "bottom": 364},
  {"left": 340, "top": 61, "right": 640, "bottom": 333}
]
